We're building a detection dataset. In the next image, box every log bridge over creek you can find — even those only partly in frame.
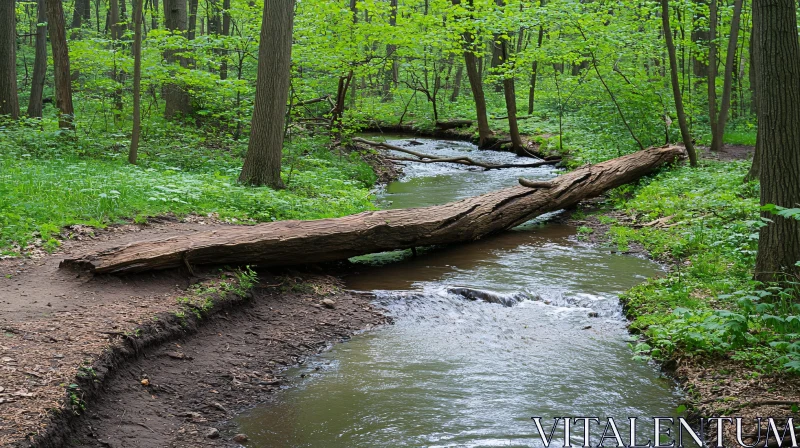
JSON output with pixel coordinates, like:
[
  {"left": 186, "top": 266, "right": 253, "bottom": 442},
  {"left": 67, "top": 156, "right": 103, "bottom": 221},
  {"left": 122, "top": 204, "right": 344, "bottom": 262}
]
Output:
[{"left": 60, "top": 145, "right": 684, "bottom": 275}]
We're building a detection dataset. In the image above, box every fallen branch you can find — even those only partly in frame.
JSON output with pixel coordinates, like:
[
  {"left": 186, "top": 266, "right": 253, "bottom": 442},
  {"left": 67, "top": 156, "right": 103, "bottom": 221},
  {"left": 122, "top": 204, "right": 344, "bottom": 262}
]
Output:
[
  {"left": 352, "top": 137, "right": 560, "bottom": 170},
  {"left": 60, "top": 145, "right": 684, "bottom": 274}
]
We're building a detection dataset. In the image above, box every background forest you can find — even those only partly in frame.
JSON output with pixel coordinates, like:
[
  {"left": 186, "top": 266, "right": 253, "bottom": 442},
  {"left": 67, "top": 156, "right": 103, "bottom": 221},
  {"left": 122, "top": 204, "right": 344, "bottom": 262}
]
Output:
[{"left": 2, "top": 0, "right": 800, "bottom": 377}]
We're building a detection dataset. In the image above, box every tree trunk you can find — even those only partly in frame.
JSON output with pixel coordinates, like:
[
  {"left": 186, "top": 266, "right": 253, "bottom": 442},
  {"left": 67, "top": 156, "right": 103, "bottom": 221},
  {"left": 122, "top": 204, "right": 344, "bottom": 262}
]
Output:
[
  {"left": 163, "top": 0, "right": 191, "bottom": 119},
  {"left": 450, "top": 63, "right": 463, "bottom": 101},
  {"left": 707, "top": 0, "right": 719, "bottom": 147},
  {"left": 238, "top": 0, "right": 295, "bottom": 188},
  {"left": 151, "top": 0, "right": 159, "bottom": 29},
  {"left": 753, "top": 0, "right": 800, "bottom": 282},
  {"left": 661, "top": 0, "right": 698, "bottom": 166},
  {"left": 464, "top": 46, "right": 493, "bottom": 148},
  {"left": 382, "top": 0, "right": 398, "bottom": 99},
  {"left": 499, "top": 25, "right": 523, "bottom": 154},
  {"left": 219, "top": 0, "right": 230, "bottom": 80},
  {"left": 129, "top": 0, "right": 143, "bottom": 165},
  {"left": 46, "top": 0, "right": 75, "bottom": 129},
  {"left": 71, "top": 0, "right": 85, "bottom": 29},
  {"left": 692, "top": 0, "right": 710, "bottom": 77},
  {"left": 0, "top": 0, "right": 19, "bottom": 119},
  {"left": 710, "top": 0, "right": 744, "bottom": 152},
  {"left": 27, "top": 0, "right": 48, "bottom": 118},
  {"left": 187, "top": 0, "right": 199, "bottom": 40},
  {"left": 62, "top": 145, "right": 685, "bottom": 274},
  {"left": 528, "top": 21, "right": 544, "bottom": 115}
]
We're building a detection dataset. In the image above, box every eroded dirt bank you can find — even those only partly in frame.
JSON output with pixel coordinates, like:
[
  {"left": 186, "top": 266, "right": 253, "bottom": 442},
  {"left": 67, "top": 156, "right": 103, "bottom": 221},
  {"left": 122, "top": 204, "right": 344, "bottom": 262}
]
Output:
[
  {"left": 0, "top": 218, "right": 388, "bottom": 448},
  {"left": 66, "top": 275, "right": 387, "bottom": 448}
]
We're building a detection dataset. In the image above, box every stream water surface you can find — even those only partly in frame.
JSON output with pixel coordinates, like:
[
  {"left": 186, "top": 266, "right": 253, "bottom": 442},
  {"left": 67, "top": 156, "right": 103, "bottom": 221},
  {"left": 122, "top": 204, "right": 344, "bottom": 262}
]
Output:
[{"left": 235, "top": 137, "right": 682, "bottom": 447}]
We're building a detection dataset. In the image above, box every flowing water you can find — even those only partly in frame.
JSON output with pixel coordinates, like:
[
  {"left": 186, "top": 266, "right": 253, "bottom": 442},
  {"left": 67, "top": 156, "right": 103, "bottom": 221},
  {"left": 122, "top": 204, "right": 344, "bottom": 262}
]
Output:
[{"left": 235, "top": 137, "right": 682, "bottom": 447}]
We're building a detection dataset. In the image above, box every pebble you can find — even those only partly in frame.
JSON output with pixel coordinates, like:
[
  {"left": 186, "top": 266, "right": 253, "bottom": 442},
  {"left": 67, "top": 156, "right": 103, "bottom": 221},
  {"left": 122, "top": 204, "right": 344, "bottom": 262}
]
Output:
[
  {"left": 588, "top": 312, "right": 599, "bottom": 318},
  {"left": 206, "top": 427, "right": 220, "bottom": 439},
  {"left": 233, "top": 433, "right": 249, "bottom": 443},
  {"left": 321, "top": 299, "right": 336, "bottom": 309}
]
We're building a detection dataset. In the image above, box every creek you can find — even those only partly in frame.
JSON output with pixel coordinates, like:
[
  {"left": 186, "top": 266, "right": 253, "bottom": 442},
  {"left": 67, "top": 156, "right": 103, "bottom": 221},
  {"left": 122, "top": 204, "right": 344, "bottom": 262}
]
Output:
[{"left": 235, "top": 137, "right": 681, "bottom": 447}]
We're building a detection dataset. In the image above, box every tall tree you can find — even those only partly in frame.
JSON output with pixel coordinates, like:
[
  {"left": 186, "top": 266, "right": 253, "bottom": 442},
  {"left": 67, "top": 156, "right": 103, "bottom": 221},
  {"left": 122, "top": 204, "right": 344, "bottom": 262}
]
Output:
[
  {"left": 661, "top": 0, "right": 698, "bottom": 166},
  {"left": 28, "top": 0, "right": 48, "bottom": 118},
  {"left": 453, "top": 0, "right": 492, "bottom": 148},
  {"left": 238, "top": 0, "right": 296, "bottom": 188},
  {"left": 706, "top": 0, "right": 719, "bottom": 147},
  {"left": 497, "top": 1, "right": 523, "bottom": 154},
  {"left": 527, "top": 0, "right": 545, "bottom": 115},
  {"left": 0, "top": 0, "right": 19, "bottom": 119},
  {"left": 163, "top": 0, "right": 191, "bottom": 119},
  {"left": 219, "top": 0, "right": 231, "bottom": 80},
  {"left": 187, "top": 0, "right": 199, "bottom": 40},
  {"left": 753, "top": 0, "right": 800, "bottom": 281},
  {"left": 710, "top": 0, "right": 744, "bottom": 152},
  {"left": 46, "top": 0, "right": 75, "bottom": 128},
  {"left": 130, "top": 0, "right": 143, "bottom": 164}
]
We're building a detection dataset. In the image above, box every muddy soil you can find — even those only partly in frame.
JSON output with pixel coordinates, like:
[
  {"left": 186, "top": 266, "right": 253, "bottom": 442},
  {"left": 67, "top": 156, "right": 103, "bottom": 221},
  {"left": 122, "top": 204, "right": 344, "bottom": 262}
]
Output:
[{"left": 66, "top": 275, "right": 387, "bottom": 448}]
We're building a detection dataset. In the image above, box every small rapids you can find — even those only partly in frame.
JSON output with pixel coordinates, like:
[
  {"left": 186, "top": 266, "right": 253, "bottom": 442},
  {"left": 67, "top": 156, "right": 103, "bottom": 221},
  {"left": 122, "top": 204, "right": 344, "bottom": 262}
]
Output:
[{"left": 235, "top": 138, "right": 682, "bottom": 447}]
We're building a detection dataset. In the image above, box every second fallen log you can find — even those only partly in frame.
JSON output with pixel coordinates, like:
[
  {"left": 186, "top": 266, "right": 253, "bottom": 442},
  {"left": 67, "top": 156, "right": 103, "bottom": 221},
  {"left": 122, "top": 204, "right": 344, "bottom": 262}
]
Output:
[{"left": 60, "top": 145, "right": 684, "bottom": 274}]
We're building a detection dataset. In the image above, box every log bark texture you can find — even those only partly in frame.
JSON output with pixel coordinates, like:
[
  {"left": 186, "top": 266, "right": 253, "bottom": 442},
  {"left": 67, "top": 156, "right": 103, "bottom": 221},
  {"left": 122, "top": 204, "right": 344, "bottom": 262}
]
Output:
[{"left": 61, "top": 146, "right": 684, "bottom": 274}]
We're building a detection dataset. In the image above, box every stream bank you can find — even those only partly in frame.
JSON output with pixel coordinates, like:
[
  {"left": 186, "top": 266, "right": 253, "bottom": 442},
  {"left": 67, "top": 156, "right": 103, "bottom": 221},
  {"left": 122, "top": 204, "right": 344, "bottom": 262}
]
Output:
[{"left": 559, "top": 147, "right": 800, "bottom": 446}]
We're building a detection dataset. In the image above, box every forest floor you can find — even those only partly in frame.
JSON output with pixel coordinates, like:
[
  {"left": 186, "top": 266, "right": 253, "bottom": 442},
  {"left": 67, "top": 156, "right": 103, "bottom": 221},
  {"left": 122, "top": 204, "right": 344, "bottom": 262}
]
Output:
[
  {"left": 0, "top": 217, "right": 389, "bottom": 447},
  {"left": 562, "top": 144, "right": 800, "bottom": 446}
]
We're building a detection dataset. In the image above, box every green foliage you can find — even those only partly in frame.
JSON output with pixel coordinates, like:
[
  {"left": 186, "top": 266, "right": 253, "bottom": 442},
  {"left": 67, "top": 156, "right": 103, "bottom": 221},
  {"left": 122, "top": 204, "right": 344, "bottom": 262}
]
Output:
[
  {"left": 0, "top": 123, "right": 375, "bottom": 255},
  {"left": 610, "top": 160, "right": 800, "bottom": 374}
]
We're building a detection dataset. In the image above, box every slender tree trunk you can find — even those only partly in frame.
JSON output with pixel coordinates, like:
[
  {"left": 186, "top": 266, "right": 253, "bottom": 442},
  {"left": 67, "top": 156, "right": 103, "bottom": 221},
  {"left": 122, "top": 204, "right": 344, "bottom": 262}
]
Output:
[
  {"left": 753, "top": 0, "right": 800, "bottom": 281},
  {"left": 151, "top": 0, "right": 159, "bottom": 29},
  {"left": 707, "top": 0, "right": 719, "bottom": 147},
  {"left": 71, "top": 0, "right": 85, "bottom": 29},
  {"left": 662, "top": 0, "right": 698, "bottom": 166},
  {"left": 528, "top": 19, "right": 544, "bottom": 115},
  {"left": 497, "top": 5, "right": 523, "bottom": 154},
  {"left": 453, "top": 0, "right": 492, "bottom": 148},
  {"left": 28, "top": 0, "right": 48, "bottom": 118},
  {"left": 0, "top": 0, "right": 20, "bottom": 119},
  {"left": 187, "top": 0, "right": 199, "bottom": 40},
  {"left": 450, "top": 63, "right": 463, "bottom": 101},
  {"left": 46, "top": 0, "right": 75, "bottom": 128},
  {"left": 163, "top": 0, "right": 191, "bottom": 119},
  {"left": 238, "top": 0, "right": 295, "bottom": 189},
  {"left": 692, "top": 0, "right": 710, "bottom": 77},
  {"left": 710, "top": 0, "right": 744, "bottom": 152},
  {"left": 382, "top": 0, "right": 398, "bottom": 99},
  {"left": 219, "top": 0, "right": 230, "bottom": 80},
  {"left": 130, "top": 0, "right": 143, "bottom": 164}
]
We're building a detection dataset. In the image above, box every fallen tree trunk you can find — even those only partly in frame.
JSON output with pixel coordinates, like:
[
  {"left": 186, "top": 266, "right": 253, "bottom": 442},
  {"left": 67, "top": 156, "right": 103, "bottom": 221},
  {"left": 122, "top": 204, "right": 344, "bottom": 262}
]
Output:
[
  {"left": 353, "top": 137, "right": 560, "bottom": 170},
  {"left": 61, "top": 145, "right": 684, "bottom": 274}
]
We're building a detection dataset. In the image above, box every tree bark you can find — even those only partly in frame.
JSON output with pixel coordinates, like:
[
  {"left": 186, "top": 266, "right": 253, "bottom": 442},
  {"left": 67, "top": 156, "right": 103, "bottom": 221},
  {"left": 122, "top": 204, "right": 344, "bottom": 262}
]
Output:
[
  {"left": 661, "top": 0, "right": 698, "bottom": 166},
  {"left": 500, "top": 33, "right": 524, "bottom": 154},
  {"left": 238, "top": 0, "right": 295, "bottom": 188},
  {"left": 219, "top": 0, "right": 230, "bottom": 80},
  {"left": 46, "top": 0, "right": 75, "bottom": 129},
  {"left": 71, "top": 0, "right": 85, "bottom": 29},
  {"left": 710, "top": 0, "right": 744, "bottom": 152},
  {"left": 0, "top": 0, "right": 19, "bottom": 119},
  {"left": 382, "top": 0, "right": 398, "bottom": 99},
  {"left": 450, "top": 63, "right": 463, "bottom": 101},
  {"left": 753, "top": 0, "right": 800, "bottom": 281},
  {"left": 453, "top": 0, "right": 492, "bottom": 148},
  {"left": 27, "top": 0, "right": 48, "bottom": 118},
  {"left": 187, "top": 0, "right": 199, "bottom": 40},
  {"left": 528, "top": 14, "right": 544, "bottom": 115},
  {"left": 163, "top": 0, "right": 191, "bottom": 119},
  {"left": 129, "top": 0, "right": 143, "bottom": 165},
  {"left": 62, "top": 145, "right": 684, "bottom": 274},
  {"left": 707, "top": 0, "right": 719, "bottom": 147}
]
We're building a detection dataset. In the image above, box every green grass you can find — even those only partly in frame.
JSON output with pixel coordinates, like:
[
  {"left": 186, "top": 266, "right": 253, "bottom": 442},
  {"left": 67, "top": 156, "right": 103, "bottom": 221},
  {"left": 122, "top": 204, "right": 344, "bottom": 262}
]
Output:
[
  {"left": 599, "top": 160, "right": 800, "bottom": 373},
  {"left": 0, "top": 121, "right": 377, "bottom": 255}
]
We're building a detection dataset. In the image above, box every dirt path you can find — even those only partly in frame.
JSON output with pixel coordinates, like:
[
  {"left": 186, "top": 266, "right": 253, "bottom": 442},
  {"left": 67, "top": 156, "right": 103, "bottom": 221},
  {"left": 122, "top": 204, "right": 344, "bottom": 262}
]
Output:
[{"left": 0, "top": 218, "right": 387, "bottom": 447}]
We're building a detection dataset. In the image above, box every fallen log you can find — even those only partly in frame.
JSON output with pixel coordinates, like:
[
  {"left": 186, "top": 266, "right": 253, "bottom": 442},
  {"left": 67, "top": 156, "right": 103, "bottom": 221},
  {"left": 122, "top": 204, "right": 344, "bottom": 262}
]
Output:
[
  {"left": 353, "top": 137, "right": 560, "bottom": 170},
  {"left": 60, "top": 145, "right": 684, "bottom": 274}
]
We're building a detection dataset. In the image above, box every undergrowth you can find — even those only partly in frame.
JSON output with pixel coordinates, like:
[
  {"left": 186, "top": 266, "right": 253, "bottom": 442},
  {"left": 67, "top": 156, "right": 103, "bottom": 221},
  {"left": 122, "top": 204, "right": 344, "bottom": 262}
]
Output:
[
  {"left": 596, "top": 160, "right": 800, "bottom": 374},
  {"left": 0, "top": 119, "right": 376, "bottom": 256}
]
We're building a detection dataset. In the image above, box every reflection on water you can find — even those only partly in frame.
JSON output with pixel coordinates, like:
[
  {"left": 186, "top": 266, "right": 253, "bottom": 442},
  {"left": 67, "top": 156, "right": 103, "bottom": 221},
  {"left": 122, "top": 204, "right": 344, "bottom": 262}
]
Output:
[{"left": 235, "top": 138, "right": 680, "bottom": 447}]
